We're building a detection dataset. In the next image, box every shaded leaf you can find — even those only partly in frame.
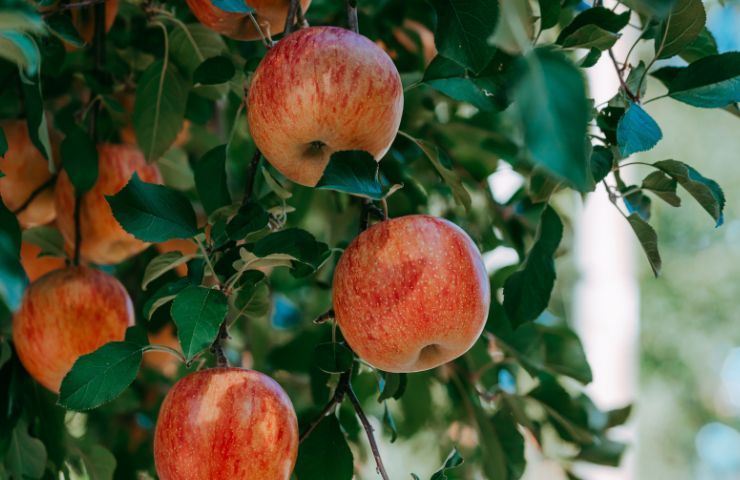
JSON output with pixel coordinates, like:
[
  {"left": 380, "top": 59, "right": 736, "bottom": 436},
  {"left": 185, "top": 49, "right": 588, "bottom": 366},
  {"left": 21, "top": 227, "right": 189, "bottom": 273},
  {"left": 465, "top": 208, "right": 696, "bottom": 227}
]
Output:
[
  {"left": 142, "top": 251, "right": 193, "bottom": 290},
  {"left": 143, "top": 278, "right": 189, "bottom": 320},
  {"left": 668, "top": 52, "right": 740, "bottom": 108},
  {"left": 193, "top": 145, "right": 231, "bottom": 214},
  {"left": 654, "top": 159, "right": 725, "bottom": 226},
  {"left": 295, "top": 415, "right": 353, "bottom": 480},
  {"left": 60, "top": 125, "right": 98, "bottom": 195},
  {"left": 590, "top": 146, "right": 613, "bottom": 184},
  {"left": 77, "top": 444, "right": 117, "bottom": 480},
  {"left": 5, "top": 419, "right": 47, "bottom": 479},
  {"left": 193, "top": 56, "right": 235, "bottom": 85},
  {"left": 313, "top": 342, "right": 354, "bottom": 374},
  {"left": 171, "top": 286, "right": 229, "bottom": 361},
  {"left": 22, "top": 226, "right": 66, "bottom": 258},
  {"left": 617, "top": 103, "right": 662, "bottom": 157},
  {"left": 641, "top": 171, "right": 681, "bottom": 207},
  {"left": 430, "top": 448, "right": 464, "bottom": 479},
  {"left": 655, "top": 0, "right": 706, "bottom": 59},
  {"left": 316, "top": 150, "right": 401, "bottom": 200},
  {"left": 626, "top": 213, "right": 661, "bottom": 276},
  {"left": 538, "top": 0, "right": 560, "bottom": 30}
]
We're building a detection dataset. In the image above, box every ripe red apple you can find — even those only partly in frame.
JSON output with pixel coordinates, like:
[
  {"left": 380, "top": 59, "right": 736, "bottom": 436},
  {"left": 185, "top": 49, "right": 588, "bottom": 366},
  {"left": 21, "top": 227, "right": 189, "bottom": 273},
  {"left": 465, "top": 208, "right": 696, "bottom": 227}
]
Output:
[
  {"left": 0, "top": 120, "right": 57, "bottom": 228},
  {"left": 154, "top": 368, "right": 299, "bottom": 479},
  {"left": 54, "top": 143, "right": 162, "bottom": 265},
  {"left": 332, "top": 215, "right": 490, "bottom": 373},
  {"left": 20, "top": 242, "right": 66, "bottom": 282},
  {"left": 186, "top": 0, "right": 312, "bottom": 40},
  {"left": 12, "top": 266, "right": 134, "bottom": 392},
  {"left": 247, "top": 26, "right": 404, "bottom": 186}
]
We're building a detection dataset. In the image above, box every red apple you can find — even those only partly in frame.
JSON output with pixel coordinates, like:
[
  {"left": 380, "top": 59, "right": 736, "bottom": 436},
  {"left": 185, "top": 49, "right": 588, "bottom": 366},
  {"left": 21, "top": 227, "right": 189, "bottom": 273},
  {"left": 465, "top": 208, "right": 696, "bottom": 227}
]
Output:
[
  {"left": 186, "top": 0, "right": 312, "bottom": 40},
  {"left": 54, "top": 143, "right": 162, "bottom": 265},
  {"left": 20, "top": 242, "right": 66, "bottom": 282},
  {"left": 332, "top": 215, "right": 490, "bottom": 373},
  {"left": 0, "top": 120, "right": 57, "bottom": 228},
  {"left": 12, "top": 266, "right": 134, "bottom": 392},
  {"left": 247, "top": 26, "right": 404, "bottom": 186},
  {"left": 154, "top": 368, "right": 299, "bottom": 479}
]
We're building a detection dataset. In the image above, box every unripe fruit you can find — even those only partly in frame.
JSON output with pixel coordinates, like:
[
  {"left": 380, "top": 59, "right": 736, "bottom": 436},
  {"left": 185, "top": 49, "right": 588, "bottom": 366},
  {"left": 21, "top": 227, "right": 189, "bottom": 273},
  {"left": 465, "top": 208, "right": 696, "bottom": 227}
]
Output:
[
  {"left": 54, "top": 143, "right": 162, "bottom": 265},
  {"left": 0, "top": 120, "right": 56, "bottom": 228},
  {"left": 154, "top": 368, "right": 299, "bottom": 480},
  {"left": 333, "top": 215, "right": 490, "bottom": 373},
  {"left": 248, "top": 26, "right": 404, "bottom": 186},
  {"left": 186, "top": 0, "right": 311, "bottom": 40},
  {"left": 12, "top": 266, "right": 134, "bottom": 392}
]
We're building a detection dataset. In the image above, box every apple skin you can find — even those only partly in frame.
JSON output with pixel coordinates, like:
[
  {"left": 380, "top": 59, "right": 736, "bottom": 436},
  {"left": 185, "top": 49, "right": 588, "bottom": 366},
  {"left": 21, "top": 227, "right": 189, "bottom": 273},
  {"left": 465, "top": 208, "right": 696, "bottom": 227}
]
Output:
[
  {"left": 186, "top": 0, "right": 311, "bottom": 40},
  {"left": 154, "top": 368, "right": 299, "bottom": 480},
  {"left": 247, "top": 26, "right": 404, "bottom": 186},
  {"left": 54, "top": 143, "right": 162, "bottom": 265},
  {"left": 20, "top": 242, "right": 66, "bottom": 282},
  {"left": 0, "top": 120, "right": 57, "bottom": 228},
  {"left": 12, "top": 266, "right": 135, "bottom": 392},
  {"left": 332, "top": 215, "right": 490, "bottom": 373}
]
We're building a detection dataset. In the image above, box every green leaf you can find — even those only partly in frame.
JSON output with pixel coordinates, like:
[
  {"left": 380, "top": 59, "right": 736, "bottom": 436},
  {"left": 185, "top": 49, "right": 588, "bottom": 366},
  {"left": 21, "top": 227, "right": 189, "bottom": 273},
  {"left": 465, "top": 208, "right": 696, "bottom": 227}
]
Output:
[
  {"left": 513, "top": 48, "right": 590, "bottom": 191},
  {"left": 60, "top": 125, "right": 99, "bottom": 195},
  {"left": 626, "top": 213, "right": 661, "bottom": 276},
  {"left": 252, "top": 228, "right": 331, "bottom": 277},
  {"left": 0, "top": 32, "right": 40, "bottom": 76},
  {"left": 557, "top": 7, "right": 630, "bottom": 44},
  {"left": 641, "top": 171, "right": 681, "bottom": 207},
  {"left": 427, "top": 0, "right": 499, "bottom": 73},
  {"left": 22, "top": 226, "right": 66, "bottom": 258},
  {"left": 577, "top": 438, "right": 627, "bottom": 466},
  {"left": 430, "top": 448, "right": 464, "bottom": 479},
  {"left": 313, "top": 342, "right": 354, "bottom": 374},
  {"left": 171, "top": 286, "right": 228, "bottom": 361},
  {"left": 295, "top": 415, "right": 353, "bottom": 480},
  {"left": 142, "top": 251, "right": 193, "bottom": 290},
  {"left": 212, "top": 0, "right": 255, "bottom": 13},
  {"left": 316, "top": 150, "right": 401, "bottom": 200},
  {"left": 143, "top": 278, "right": 189, "bottom": 320},
  {"left": 654, "top": 159, "right": 725, "bottom": 226},
  {"left": 134, "top": 60, "right": 190, "bottom": 161},
  {"left": 622, "top": 0, "right": 677, "bottom": 18},
  {"left": 579, "top": 48, "right": 602, "bottom": 68},
  {"left": 422, "top": 55, "right": 509, "bottom": 112},
  {"left": 77, "top": 444, "right": 117, "bottom": 480},
  {"left": 193, "top": 145, "right": 232, "bottom": 214},
  {"left": 58, "top": 339, "right": 144, "bottom": 411},
  {"left": 679, "top": 27, "right": 718, "bottom": 63},
  {"left": 668, "top": 52, "right": 740, "bottom": 108},
  {"left": 378, "top": 372, "right": 407, "bottom": 402},
  {"left": 561, "top": 25, "right": 619, "bottom": 50},
  {"left": 491, "top": 408, "right": 526, "bottom": 479},
  {"left": 590, "top": 146, "right": 613, "bottom": 184},
  {"left": 537, "top": 0, "right": 560, "bottom": 30},
  {"left": 503, "top": 206, "right": 563, "bottom": 328},
  {"left": 232, "top": 275, "right": 270, "bottom": 321},
  {"left": 0, "top": 199, "right": 27, "bottom": 311},
  {"left": 19, "top": 71, "right": 53, "bottom": 166},
  {"left": 193, "top": 56, "right": 235, "bottom": 85},
  {"left": 473, "top": 404, "right": 507, "bottom": 480},
  {"left": 5, "top": 419, "right": 47, "bottom": 480},
  {"left": 616, "top": 103, "right": 662, "bottom": 157},
  {"left": 169, "top": 24, "right": 228, "bottom": 79},
  {"left": 655, "top": 0, "right": 706, "bottom": 59},
  {"left": 399, "top": 131, "right": 471, "bottom": 209},
  {"left": 226, "top": 202, "right": 270, "bottom": 241},
  {"left": 0, "top": 126, "right": 7, "bottom": 156},
  {"left": 381, "top": 403, "right": 398, "bottom": 443},
  {"left": 45, "top": 13, "right": 85, "bottom": 48},
  {"left": 622, "top": 187, "right": 651, "bottom": 221},
  {"left": 106, "top": 173, "right": 198, "bottom": 242}
]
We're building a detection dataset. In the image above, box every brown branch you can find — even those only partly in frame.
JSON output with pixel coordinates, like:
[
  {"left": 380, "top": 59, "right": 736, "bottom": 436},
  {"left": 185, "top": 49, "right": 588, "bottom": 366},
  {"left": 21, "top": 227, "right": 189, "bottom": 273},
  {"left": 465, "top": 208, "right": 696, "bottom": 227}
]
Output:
[
  {"left": 12, "top": 175, "right": 56, "bottom": 215},
  {"left": 283, "top": 0, "right": 300, "bottom": 35},
  {"left": 607, "top": 49, "right": 638, "bottom": 102},
  {"left": 346, "top": 387, "right": 390, "bottom": 480},
  {"left": 211, "top": 321, "right": 230, "bottom": 367}
]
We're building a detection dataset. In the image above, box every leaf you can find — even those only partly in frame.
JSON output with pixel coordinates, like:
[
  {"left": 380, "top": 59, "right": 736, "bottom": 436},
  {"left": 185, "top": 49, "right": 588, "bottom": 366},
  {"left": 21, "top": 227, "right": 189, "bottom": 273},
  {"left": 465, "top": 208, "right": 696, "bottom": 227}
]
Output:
[
  {"left": 378, "top": 372, "right": 407, "bottom": 402},
  {"left": 106, "top": 173, "right": 198, "bottom": 242},
  {"left": 513, "top": 48, "right": 590, "bottom": 191},
  {"left": 316, "top": 150, "right": 401, "bottom": 200},
  {"left": 590, "top": 146, "right": 613, "bottom": 184},
  {"left": 60, "top": 125, "right": 99, "bottom": 195},
  {"left": 0, "top": 32, "right": 41, "bottom": 77},
  {"left": 232, "top": 277, "right": 270, "bottom": 321},
  {"left": 622, "top": 0, "right": 677, "bottom": 18},
  {"left": 134, "top": 60, "right": 190, "bottom": 161},
  {"left": 654, "top": 159, "right": 725, "bottom": 226},
  {"left": 193, "top": 56, "right": 235, "bottom": 85},
  {"left": 616, "top": 103, "right": 662, "bottom": 157},
  {"left": 655, "top": 0, "right": 706, "bottom": 59},
  {"left": 45, "top": 13, "right": 84, "bottom": 48},
  {"left": 143, "top": 278, "right": 189, "bottom": 320},
  {"left": 427, "top": 0, "right": 499, "bottom": 73},
  {"left": 142, "top": 251, "right": 193, "bottom": 290},
  {"left": 626, "top": 213, "right": 661, "bottom": 276},
  {"left": 19, "top": 70, "right": 53, "bottom": 167},
  {"left": 577, "top": 438, "right": 627, "bottom": 466},
  {"left": 261, "top": 166, "right": 292, "bottom": 200},
  {"left": 252, "top": 228, "right": 331, "bottom": 277},
  {"left": 193, "top": 145, "right": 232, "bottom": 214},
  {"left": 399, "top": 131, "right": 471, "bottom": 209},
  {"left": 77, "top": 444, "right": 117, "bottom": 480},
  {"left": 622, "top": 187, "right": 651, "bottom": 221},
  {"left": 313, "top": 342, "right": 354, "bottom": 374},
  {"left": 295, "top": 415, "right": 353, "bottom": 480},
  {"left": 422, "top": 55, "right": 509, "bottom": 112},
  {"left": 537, "top": 0, "right": 560, "bottom": 30},
  {"left": 641, "top": 171, "right": 680, "bottom": 207},
  {"left": 382, "top": 403, "right": 398, "bottom": 443},
  {"left": 503, "top": 206, "right": 563, "bottom": 328},
  {"left": 679, "top": 27, "right": 718, "bottom": 63},
  {"left": 171, "top": 286, "right": 228, "bottom": 361},
  {"left": 5, "top": 419, "right": 47, "bottom": 480},
  {"left": 561, "top": 25, "right": 619, "bottom": 50},
  {"left": 557, "top": 7, "right": 630, "bottom": 45},
  {"left": 58, "top": 340, "right": 144, "bottom": 411},
  {"left": 211, "top": 0, "right": 255, "bottom": 13},
  {"left": 668, "top": 52, "right": 740, "bottom": 108},
  {"left": 473, "top": 404, "right": 507, "bottom": 480},
  {"left": 430, "top": 448, "right": 464, "bottom": 479},
  {"left": 0, "top": 200, "right": 27, "bottom": 311},
  {"left": 22, "top": 226, "right": 66, "bottom": 258},
  {"left": 169, "top": 24, "right": 228, "bottom": 79},
  {"left": 226, "top": 202, "right": 270, "bottom": 241}
]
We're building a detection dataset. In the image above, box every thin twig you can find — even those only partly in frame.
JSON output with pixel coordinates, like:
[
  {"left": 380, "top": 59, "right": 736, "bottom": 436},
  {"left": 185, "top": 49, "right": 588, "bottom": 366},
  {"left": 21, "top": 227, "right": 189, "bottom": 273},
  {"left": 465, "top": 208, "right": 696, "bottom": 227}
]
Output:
[
  {"left": 243, "top": 149, "right": 261, "bottom": 204},
  {"left": 347, "top": 387, "right": 390, "bottom": 480},
  {"left": 300, "top": 369, "right": 351, "bottom": 442},
  {"left": 345, "top": 0, "right": 359, "bottom": 33},
  {"left": 607, "top": 49, "right": 638, "bottom": 102},
  {"left": 284, "top": 0, "right": 300, "bottom": 34},
  {"left": 12, "top": 176, "right": 56, "bottom": 215}
]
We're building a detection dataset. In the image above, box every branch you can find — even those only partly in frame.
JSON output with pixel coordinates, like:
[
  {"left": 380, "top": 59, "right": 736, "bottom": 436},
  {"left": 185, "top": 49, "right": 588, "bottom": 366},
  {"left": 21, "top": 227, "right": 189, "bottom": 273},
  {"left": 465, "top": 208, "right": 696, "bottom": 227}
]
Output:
[
  {"left": 12, "top": 175, "right": 56, "bottom": 215},
  {"left": 284, "top": 0, "right": 300, "bottom": 35},
  {"left": 299, "top": 369, "right": 350, "bottom": 442},
  {"left": 243, "top": 149, "right": 261, "bottom": 204},
  {"left": 345, "top": 0, "right": 358, "bottom": 33},
  {"left": 211, "top": 321, "right": 230, "bottom": 367},
  {"left": 346, "top": 387, "right": 390, "bottom": 480},
  {"left": 607, "top": 49, "right": 638, "bottom": 102}
]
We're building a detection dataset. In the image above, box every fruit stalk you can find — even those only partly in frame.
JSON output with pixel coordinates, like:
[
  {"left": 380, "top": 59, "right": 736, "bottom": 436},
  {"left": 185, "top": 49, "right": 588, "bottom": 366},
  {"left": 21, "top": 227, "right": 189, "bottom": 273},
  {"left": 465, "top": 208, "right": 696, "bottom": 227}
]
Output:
[{"left": 345, "top": 0, "right": 358, "bottom": 33}]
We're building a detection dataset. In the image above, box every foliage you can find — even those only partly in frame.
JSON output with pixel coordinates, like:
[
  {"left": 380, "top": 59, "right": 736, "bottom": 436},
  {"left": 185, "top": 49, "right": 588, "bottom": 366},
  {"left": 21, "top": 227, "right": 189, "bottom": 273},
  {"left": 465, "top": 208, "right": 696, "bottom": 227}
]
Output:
[{"left": 0, "top": 0, "right": 736, "bottom": 478}]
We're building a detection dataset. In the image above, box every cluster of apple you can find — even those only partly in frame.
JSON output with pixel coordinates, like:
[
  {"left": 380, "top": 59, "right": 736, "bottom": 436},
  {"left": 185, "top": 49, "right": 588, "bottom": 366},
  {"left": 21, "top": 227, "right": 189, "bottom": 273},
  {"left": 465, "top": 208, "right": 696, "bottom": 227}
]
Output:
[{"left": 1, "top": 1, "right": 491, "bottom": 478}]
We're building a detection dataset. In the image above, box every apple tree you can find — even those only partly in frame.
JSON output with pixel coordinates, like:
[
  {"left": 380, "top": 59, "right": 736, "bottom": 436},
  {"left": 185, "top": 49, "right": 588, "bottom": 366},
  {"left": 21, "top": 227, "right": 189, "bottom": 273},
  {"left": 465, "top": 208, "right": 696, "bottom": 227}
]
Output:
[{"left": 0, "top": 0, "right": 736, "bottom": 478}]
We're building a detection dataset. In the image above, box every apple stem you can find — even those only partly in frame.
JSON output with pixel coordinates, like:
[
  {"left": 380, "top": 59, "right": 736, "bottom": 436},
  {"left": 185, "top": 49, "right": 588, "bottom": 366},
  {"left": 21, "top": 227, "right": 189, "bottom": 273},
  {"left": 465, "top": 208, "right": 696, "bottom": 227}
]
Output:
[
  {"left": 284, "top": 0, "right": 302, "bottom": 35},
  {"left": 211, "top": 321, "right": 230, "bottom": 368},
  {"left": 345, "top": 0, "right": 359, "bottom": 33}
]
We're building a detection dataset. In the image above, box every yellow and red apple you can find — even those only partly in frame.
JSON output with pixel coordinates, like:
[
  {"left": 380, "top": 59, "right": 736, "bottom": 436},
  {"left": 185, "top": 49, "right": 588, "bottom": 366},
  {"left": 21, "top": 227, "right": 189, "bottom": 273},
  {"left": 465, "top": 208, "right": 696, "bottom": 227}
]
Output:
[
  {"left": 154, "top": 368, "right": 298, "bottom": 479},
  {"left": 186, "top": 0, "right": 311, "bottom": 40},
  {"left": 247, "top": 26, "right": 404, "bottom": 186},
  {"left": 12, "top": 266, "right": 134, "bottom": 392},
  {"left": 54, "top": 143, "right": 162, "bottom": 265},
  {"left": 0, "top": 120, "right": 57, "bottom": 228},
  {"left": 333, "top": 215, "right": 490, "bottom": 373}
]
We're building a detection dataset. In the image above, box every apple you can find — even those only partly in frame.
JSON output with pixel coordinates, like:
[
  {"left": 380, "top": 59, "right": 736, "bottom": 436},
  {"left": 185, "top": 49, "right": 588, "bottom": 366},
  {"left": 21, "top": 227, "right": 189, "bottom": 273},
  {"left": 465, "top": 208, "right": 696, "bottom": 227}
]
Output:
[
  {"left": 332, "top": 215, "right": 490, "bottom": 373},
  {"left": 0, "top": 120, "right": 57, "bottom": 228},
  {"left": 70, "top": 0, "right": 119, "bottom": 44},
  {"left": 20, "top": 242, "right": 66, "bottom": 282},
  {"left": 247, "top": 26, "right": 404, "bottom": 186},
  {"left": 154, "top": 368, "right": 299, "bottom": 479},
  {"left": 12, "top": 266, "right": 134, "bottom": 392},
  {"left": 186, "top": 0, "right": 312, "bottom": 40},
  {"left": 54, "top": 143, "right": 162, "bottom": 265}
]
